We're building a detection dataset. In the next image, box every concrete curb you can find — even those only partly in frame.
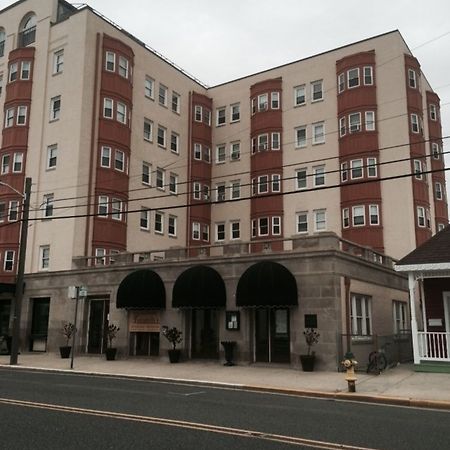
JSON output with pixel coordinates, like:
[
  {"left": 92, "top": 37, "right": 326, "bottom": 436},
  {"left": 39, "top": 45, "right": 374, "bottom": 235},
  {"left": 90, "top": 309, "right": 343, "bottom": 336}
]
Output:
[{"left": 2, "top": 363, "right": 450, "bottom": 411}]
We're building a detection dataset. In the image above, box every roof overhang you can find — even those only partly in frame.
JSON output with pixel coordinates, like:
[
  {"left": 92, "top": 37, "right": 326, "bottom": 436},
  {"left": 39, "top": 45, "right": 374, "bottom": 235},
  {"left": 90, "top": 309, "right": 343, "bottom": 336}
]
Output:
[{"left": 395, "top": 263, "right": 450, "bottom": 273}]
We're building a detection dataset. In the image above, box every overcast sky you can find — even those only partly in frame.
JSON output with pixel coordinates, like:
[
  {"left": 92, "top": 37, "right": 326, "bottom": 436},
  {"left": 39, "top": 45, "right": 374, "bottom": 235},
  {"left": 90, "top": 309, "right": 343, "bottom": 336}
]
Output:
[{"left": 2, "top": 0, "right": 450, "bottom": 207}]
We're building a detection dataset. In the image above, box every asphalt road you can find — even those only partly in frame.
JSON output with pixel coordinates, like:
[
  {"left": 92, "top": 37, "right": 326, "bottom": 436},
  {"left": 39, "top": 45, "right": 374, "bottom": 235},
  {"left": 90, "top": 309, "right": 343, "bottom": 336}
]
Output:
[{"left": 0, "top": 368, "right": 449, "bottom": 450}]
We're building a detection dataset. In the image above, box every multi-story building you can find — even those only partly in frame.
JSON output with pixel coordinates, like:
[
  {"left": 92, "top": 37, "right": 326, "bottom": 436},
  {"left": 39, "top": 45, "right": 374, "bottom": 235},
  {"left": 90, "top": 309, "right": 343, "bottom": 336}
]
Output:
[{"left": 0, "top": 0, "right": 447, "bottom": 368}]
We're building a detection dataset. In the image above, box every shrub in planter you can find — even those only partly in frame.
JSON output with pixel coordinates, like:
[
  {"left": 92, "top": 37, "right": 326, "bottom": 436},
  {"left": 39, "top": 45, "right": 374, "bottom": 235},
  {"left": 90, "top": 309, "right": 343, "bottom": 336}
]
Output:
[
  {"left": 300, "top": 328, "right": 320, "bottom": 372},
  {"left": 60, "top": 322, "right": 76, "bottom": 359},
  {"left": 162, "top": 326, "right": 183, "bottom": 363},
  {"left": 105, "top": 324, "right": 120, "bottom": 361}
]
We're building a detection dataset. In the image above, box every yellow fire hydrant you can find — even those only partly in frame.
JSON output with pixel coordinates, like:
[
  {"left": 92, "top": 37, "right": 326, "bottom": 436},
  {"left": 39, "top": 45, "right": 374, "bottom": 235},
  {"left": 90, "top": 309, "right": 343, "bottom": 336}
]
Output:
[{"left": 341, "top": 352, "right": 358, "bottom": 392}]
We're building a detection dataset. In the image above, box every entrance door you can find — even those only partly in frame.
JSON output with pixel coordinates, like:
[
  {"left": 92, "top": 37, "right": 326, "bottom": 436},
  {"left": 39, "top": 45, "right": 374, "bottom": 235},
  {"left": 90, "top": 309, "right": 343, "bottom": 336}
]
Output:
[
  {"left": 30, "top": 298, "right": 50, "bottom": 351},
  {"left": 87, "top": 299, "right": 109, "bottom": 353},
  {"left": 255, "top": 308, "right": 290, "bottom": 363},
  {"left": 191, "top": 309, "right": 219, "bottom": 359},
  {"left": 0, "top": 300, "right": 11, "bottom": 335}
]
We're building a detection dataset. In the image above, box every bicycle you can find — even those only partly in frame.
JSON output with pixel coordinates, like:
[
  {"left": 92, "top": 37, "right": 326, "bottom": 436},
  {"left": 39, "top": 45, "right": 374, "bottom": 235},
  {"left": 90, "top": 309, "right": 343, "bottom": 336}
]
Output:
[{"left": 366, "top": 342, "right": 391, "bottom": 374}]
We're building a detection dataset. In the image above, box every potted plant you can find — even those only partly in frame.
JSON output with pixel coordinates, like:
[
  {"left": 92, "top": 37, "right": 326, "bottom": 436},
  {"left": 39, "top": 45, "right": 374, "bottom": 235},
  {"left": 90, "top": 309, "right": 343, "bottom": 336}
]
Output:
[
  {"left": 300, "top": 328, "right": 320, "bottom": 371},
  {"left": 162, "top": 326, "right": 182, "bottom": 363},
  {"left": 105, "top": 323, "right": 120, "bottom": 360},
  {"left": 60, "top": 322, "right": 76, "bottom": 359}
]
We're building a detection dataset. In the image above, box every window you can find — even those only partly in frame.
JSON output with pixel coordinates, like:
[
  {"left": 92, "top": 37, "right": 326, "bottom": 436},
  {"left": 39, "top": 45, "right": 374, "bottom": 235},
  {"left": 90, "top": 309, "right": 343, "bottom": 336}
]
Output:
[
  {"left": 258, "top": 175, "right": 269, "bottom": 194},
  {"left": 258, "top": 134, "right": 268, "bottom": 151},
  {"left": 43, "top": 194, "right": 54, "bottom": 218},
  {"left": 8, "top": 201, "right": 19, "bottom": 222},
  {"left": 231, "top": 221, "right": 240, "bottom": 240},
  {"left": 258, "top": 94, "right": 268, "bottom": 111},
  {"left": 367, "top": 157, "right": 377, "bottom": 178},
  {"left": 39, "top": 246, "right": 50, "bottom": 270},
  {"left": 365, "top": 111, "right": 375, "bottom": 131},
  {"left": 216, "top": 183, "right": 226, "bottom": 202},
  {"left": 435, "top": 182, "right": 443, "bottom": 200},
  {"left": 417, "top": 206, "right": 425, "bottom": 227},
  {"left": 349, "top": 112, "right": 361, "bottom": 133},
  {"left": 271, "top": 92, "right": 280, "bottom": 109},
  {"left": 8, "top": 62, "right": 18, "bottom": 82},
  {"left": 16, "top": 106, "right": 27, "bottom": 125},
  {"left": 168, "top": 216, "right": 177, "bottom": 237},
  {"left": 352, "top": 205, "right": 365, "bottom": 226},
  {"left": 312, "top": 122, "right": 325, "bottom": 144},
  {"left": 311, "top": 80, "right": 323, "bottom": 101},
  {"left": 159, "top": 84, "right": 168, "bottom": 106},
  {"left": 393, "top": 301, "right": 407, "bottom": 334},
  {"left": 294, "top": 85, "right": 306, "bottom": 106},
  {"left": 341, "top": 162, "right": 348, "bottom": 182},
  {"left": 203, "top": 109, "right": 211, "bottom": 125},
  {"left": 203, "top": 185, "right": 210, "bottom": 201},
  {"left": 103, "top": 98, "right": 113, "bottom": 118},
  {"left": 296, "top": 212, "right": 308, "bottom": 233},
  {"left": 5, "top": 108, "right": 14, "bottom": 127},
  {"left": 116, "top": 102, "right": 127, "bottom": 124},
  {"left": 347, "top": 68, "right": 359, "bottom": 88},
  {"left": 272, "top": 217, "right": 281, "bottom": 235},
  {"left": 118, "top": 56, "right": 129, "bottom": 78},
  {"left": 432, "top": 143, "right": 440, "bottom": 160},
  {"left": 339, "top": 117, "right": 346, "bottom": 137},
  {"left": 251, "top": 219, "right": 257, "bottom": 238},
  {"left": 231, "top": 103, "right": 240, "bottom": 122},
  {"left": 413, "top": 160, "right": 423, "bottom": 180},
  {"left": 295, "top": 126, "right": 307, "bottom": 148},
  {"left": 157, "top": 126, "right": 166, "bottom": 147},
  {"left": 95, "top": 248, "right": 106, "bottom": 266},
  {"left": 216, "top": 107, "right": 226, "bottom": 125},
  {"left": 98, "top": 196, "right": 108, "bottom": 216},
  {"left": 13, "top": 153, "right": 23, "bottom": 173},
  {"left": 156, "top": 168, "right": 165, "bottom": 190},
  {"left": 296, "top": 169, "right": 307, "bottom": 190},
  {"left": 0, "top": 75, "right": 3, "bottom": 96},
  {"left": 53, "top": 50, "right": 64, "bottom": 74},
  {"left": 0, "top": 202, "right": 6, "bottom": 223},
  {"left": 105, "top": 51, "right": 115, "bottom": 71},
  {"left": 231, "top": 181, "right": 241, "bottom": 199},
  {"left": 314, "top": 209, "right": 326, "bottom": 231},
  {"left": 202, "top": 224, "right": 209, "bottom": 242},
  {"left": 169, "top": 173, "right": 178, "bottom": 194},
  {"left": 194, "top": 105, "right": 202, "bottom": 122},
  {"left": 272, "top": 174, "right": 281, "bottom": 192},
  {"left": 114, "top": 150, "right": 125, "bottom": 172},
  {"left": 230, "top": 142, "right": 240, "bottom": 160},
  {"left": 194, "top": 143, "right": 202, "bottom": 160},
  {"left": 313, "top": 166, "right": 325, "bottom": 186},
  {"left": 410, "top": 113, "right": 419, "bottom": 133},
  {"left": 216, "top": 223, "right": 225, "bottom": 241},
  {"left": 203, "top": 146, "right": 211, "bottom": 163},
  {"left": 429, "top": 104, "right": 437, "bottom": 121},
  {"left": 351, "top": 294, "right": 372, "bottom": 336},
  {"left": 3, "top": 249, "right": 15, "bottom": 271},
  {"left": 258, "top": 217, "right": 269, "bottom": 236},
  {"left": 47, "top": 145, "right": 57, "bottom": 169},
  {"left": 342, "top": 208, "right": 349, "bottom": 228},
  {"left": 338, "top": 74, "right": 345, "bottom": 93},
  {"left": 0, "top": 30, "right": 4, "bottom": 58},
  {"left": 21, "top": 61, "right": 31, "bottom": 80},
  {"left": 154, "top": 212, "right": 164, "bottom": 234},
  {"left": 172, "top": 92, "right": 180, "bottom": 113},
  {"left": 192, "top": 222, "right": 200, "bottom": 240},
  {"left": 145, "top": 77, "right": 154, "bottom": 99},
  {"left": 142, "top": 162, "right": 151, "bottom": 185},
  {"left": 351, "top": 159, "right": 363, "bottom": 179},
  {"left": 50, "top": 96, "right": 61, "bottom": 121},
  {"left": 170, "top": 132, "right": 179, "bottom": 153},
  {"left": 192, "top": 182, "right": 201, "bottom": 200},
  {"left": 438, "top": 223, "right": 446, "bottom": 232},
  {"left": 408, "top": 69, "right": 417, "bottom": 88},
  {"left": 143, "top": 119, "right": 153, "bottom": 141},
  {"left": 363, "top": 66, "right": 373, "bottom": 85},
  {"left": 111, "top": 199, "right": 122, "bottom": 220},
  {"left": 1, "top": 154, "right": 10, "bottom": 174},
  {"left": 370, "top": 205, "right": 379, "bottom": 225},
  {"left": 216, "top": 145, "right": 226, "bottom": 163},
  {"left": 271, "top": 132, "right": 280, "bottom": 150}
]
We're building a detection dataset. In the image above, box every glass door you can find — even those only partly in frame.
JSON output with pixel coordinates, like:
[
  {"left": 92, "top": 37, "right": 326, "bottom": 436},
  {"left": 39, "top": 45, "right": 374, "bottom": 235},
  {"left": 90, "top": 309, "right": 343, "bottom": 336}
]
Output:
[
  {"left": 30, "top": 298, "right": 50, "bottom": 351},
  {"left": 87, "top": 299, "right": 109, "bottom": 353},
  {"left": 191, "top": 309, "right": 219, "bottom": 359}
]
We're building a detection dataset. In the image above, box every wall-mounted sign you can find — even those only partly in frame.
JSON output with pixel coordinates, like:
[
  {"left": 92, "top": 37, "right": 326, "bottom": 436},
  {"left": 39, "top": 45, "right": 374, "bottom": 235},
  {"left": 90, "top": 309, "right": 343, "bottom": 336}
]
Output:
[
  {"left": 428, "top": 318, "right": 443, "bottom": 327},
  {"left": 129, "top": 311, "right": 161, "bottom": 333},
  {"left": 226, "top": 311, "right": 240, "bottom": 331}
]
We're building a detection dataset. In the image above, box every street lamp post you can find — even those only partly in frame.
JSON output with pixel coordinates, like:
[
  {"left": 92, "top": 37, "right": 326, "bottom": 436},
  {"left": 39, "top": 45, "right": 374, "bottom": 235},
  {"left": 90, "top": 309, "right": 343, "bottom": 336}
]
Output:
[{"left": 0, "top": 177, "right": 32, "bottom": 365}]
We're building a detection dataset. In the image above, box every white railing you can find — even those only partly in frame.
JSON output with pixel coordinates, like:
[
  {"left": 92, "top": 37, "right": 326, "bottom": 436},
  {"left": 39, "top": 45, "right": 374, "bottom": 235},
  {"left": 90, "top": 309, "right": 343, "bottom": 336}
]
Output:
[{"left": 417, "top": 332, "right": 450, "bottom": 361}]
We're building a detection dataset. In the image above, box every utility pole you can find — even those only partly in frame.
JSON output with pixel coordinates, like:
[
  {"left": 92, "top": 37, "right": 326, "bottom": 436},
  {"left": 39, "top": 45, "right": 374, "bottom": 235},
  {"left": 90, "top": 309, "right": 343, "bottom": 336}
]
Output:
[{"left": 10, "top": 177, "right": 32, "bottom": 365}]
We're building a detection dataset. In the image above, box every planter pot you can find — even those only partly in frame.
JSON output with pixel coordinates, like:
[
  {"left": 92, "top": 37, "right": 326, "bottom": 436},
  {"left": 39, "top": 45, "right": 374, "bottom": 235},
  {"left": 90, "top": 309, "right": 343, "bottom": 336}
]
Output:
[
  {"left": 105, "top": 348, "right": 117, "bottom": 361},
  {"left": 300, "top": 354, "right": 316, "bottom": 372},
  {"left": 168, "top": 349, "right": 181, "bottom": 363},
  {"left": 59, "top": 346, "right": 71, "bottom": 359}
]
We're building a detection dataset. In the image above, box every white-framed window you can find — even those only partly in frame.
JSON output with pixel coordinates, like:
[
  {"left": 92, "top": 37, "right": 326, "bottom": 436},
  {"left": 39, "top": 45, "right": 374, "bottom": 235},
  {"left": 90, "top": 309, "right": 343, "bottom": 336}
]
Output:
[
  {"left": 192, "top": 222, "right": 200, "bottom": 240},
  {"left": 295, "top": 126, "right": 307, "bottom": 148},
  {"left": 432, "top": 143, "right": 440, "bottom": 160},
  {"left": 193, "top": 182, "right": 201, "bottom": 200},
  {"left": 16, "top": 105, "right": 27, "bottom": 125},
  {"left": 105, "top": 51, "right": 115, "bottom": 72},
  {"left": 203, "top": 184, "right": 210, "bottom": 201},
  {"left": 349, "top": 112, "right": 361, "bottom": 133},
  {"left": 312, "top": 122, "right": 325, "bottom": 144},
  {"left": 230, "top": 180, "right": 241, "bottom": 199},
  {"left": 169, "top": 173, "right": 178, "bottom": 194},
  {"left": 8, "top": 201, "right": 19, "bottom": 222},
  {"left": 216, "top": 223, "right": 225, "bottom": 241},
  {"left": 272, "top": 174, "right": 281, "bottom": 192},
  {"left": 4, "top": 250, "right": 15, "bottom": 271},
  {"left": 435, "top": 182, "right": 443, "bottom": 200},
  {"left": 367, "top": 157, "right": 377, "bottom": 178},
  {"left": 170, "top": 132, "right": 179, "bottom": 154},
  {"left": 154, "top": 211, "right": 164, "bottom": 234},
  {"left": 203, "top": 146, "right": 211, "bottom": 163},
  {"left": 411, "top": 113, "right": 419, "bottom": 133},
  {"left": 230, "top": 103, "right": 240, "bottom": 122},
  {"left": 417, "top": 206, "right": 426, "bottom": 227},
  {"left": 351, "top": 159, "right": 363, "bottom": 179},
  {"left": 341, "top": 162, "right": 348, "bottom": 182},
  {"left": 43, "top": 194, "right": 54, "bottom": 218},
  {"left": 143, "top": 119, "right": 153, "bottom": 141},
  {"left": 351, "top": 294, "right": 372, "bottom": 336},
  {"left": 363, "top": 66, "right": 373, "bottom": 85},
  {"left": 103, "top": 98, "right": 113, "bottom": 118},
  {"left": 100, "top": 146, "right": 111, "bottom": 168},
  {"left": 414, "top": 160, "right": 423, "bottom": 179},
  {"left": 311, "top": 80, "right": 323, "bottom": 102},
  {"left": 338, "top": 73, "right": 345, "bottom": 93},
  {"left": 53, "top": 49, "right": 64, "bottom": 74},
  {"left": 39, "top": 245, "right": 50, "bottom": 271},
  {"left": 21, "top": 61, "right": 31, "bottom": 80},
  {"left": 98, "top": 195, "right": 108, "bottom": 216},
  {"left": 168, "top": 215, "right": 177, "bottom": 237},
  {"left": 258, "top": 94, "right": 268, "bottom": 112},
  {"left": 216, "top": 145, "right": 226, "bottom": 163},
  {"left": 13, "top": 153, "right": 23, "bottom": 173},
  {"left": 438, "top": 223, "right": 446, "bottom": 232},
  {"left": 352, "top": 205, "right": 365, "bottom": 226},
  {"left": 230, "top": 221, "right": 240, "bottom": 240},
  {"left": 157, "top": 126, "right": 166, "bottom": 147},
  {"left": 393, "top": 301, "right": 407, "bottom": 334},
  {"left": 258, "top": 175, "right": 269, "bottom": 194},
  {"left": 216, "top": 183, "right": 226, "bottom": 202},
  {"left": 114, "top": 150, "right": 125, "bottom": 172},
  {"left": 8, "top": 62, "right": 18, "bottom": 82},
  {"left": 314, "top": 209, "right": 326, "bottom": 231},
  {"left": 5, "top": 108, "right": 14, "bottom": 127},
  {"left": 408, "top": 69, "right": 417, "bottom": 89},
  {"left": 194, "top": 105, "right": 202, "bottom": 122},
  {"left": 313, "top": 166, "right": 325, "bottom": 187},
  {"left": 50, "top": 95, "right": 61, "bottom": 121},
  {"left": 258, "top": 134, "right": 268, "bottom": 151},
  {"left": 271, "top": 132, "right": 280, "bottom": 150},
  {"left": 294, "top": 84, "right": 306, "bottom": 106},
  {"left": 216, "top": 107, "right": 226, "bottom": 126},
  {"left": 159, "top": 84, "right": 168, "bottom": 106},
  {"left": 258, "top": 217, "right": 269, "bottom": 236},
  {"left": 271, "top": 92, "right": 280, "bottom": 109},
  {"left": 272, "top": 216, "right": 281, "bottom": 235},
  {"left": 47, "top": 145, "right": 57, "bottom": 169},
  {"left": 369, "top": 204, "right": 380, "bottom": 225},
  {"left": 145, "top": 77, "right": 154, "bottom": 99},
  {"left": 142, "top": 162, "right": 151, "bottom": 185},
  {"left": 116, "top": 102, "right": 127, "bottom": 124},
  {"left": 296, "top": 168, "right": 307, "bottom": 190},
  {"left": 202, "top": 224, "right": 209, "bottom": 242},
  {"left": 342, "top": 208, "right": 349, "bottom": 228},
  {"left": 203, "top": 108, "right": 211, "bottom": 125},
  {"left": 95, "top": 248, "right": 106, "bottom": 266},
  {"left": 339, "top": 116, "right": 346, "bottom": 137},
  {"left": 172, "top": 92, "right": 180, "bottom": 114},
  {"left": 156, "top": 168, "right": 165, "bottom": 190},
  {"left": 429, "top": 104, "right": 437, "bottom": 121},
  {"left": 347, "top": 68, "right": 360, "bottom": 88},
  {"left": 111, "top": 199, "right": 122, "bottom": 221},
  {"left": 0, "top": 75, "right": 3, "bottom": 96},
  {"left": 365, "top": 111, "right": 375, "bottom": 131},
  {"left": 230, "top": 142, "right": 240, "bottom": 161},
  {"left": 118, "top": 56, "right": 129, "bottom": 78},
  {"left": 0, "top": 202, "right": 6, "bottom": 222},
  {"left": 194, "top": 143, "right": 202, "bottom": 160},
  {"left": 296, "top": 212, "right": 308, "bottom": 234}
]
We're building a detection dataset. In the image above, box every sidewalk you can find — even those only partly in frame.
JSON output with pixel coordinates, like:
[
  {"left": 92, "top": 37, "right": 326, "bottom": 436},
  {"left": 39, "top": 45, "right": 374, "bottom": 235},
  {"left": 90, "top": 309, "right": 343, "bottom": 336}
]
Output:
[{"left": 1, "top": 352, "right": 450, "bottom": 409}]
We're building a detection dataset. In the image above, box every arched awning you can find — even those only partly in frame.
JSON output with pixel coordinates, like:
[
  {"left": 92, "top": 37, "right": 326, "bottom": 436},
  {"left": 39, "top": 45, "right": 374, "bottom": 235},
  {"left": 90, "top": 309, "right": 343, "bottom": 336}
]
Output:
[
  {"left": 116, "top": 269, "right": 165, "bottom": 309},
  {"left": 172, "top": 265, "right": 226, "bottom": 308},
  {"left": 236, "top": 261, "right": 298, "bottom": 307}
]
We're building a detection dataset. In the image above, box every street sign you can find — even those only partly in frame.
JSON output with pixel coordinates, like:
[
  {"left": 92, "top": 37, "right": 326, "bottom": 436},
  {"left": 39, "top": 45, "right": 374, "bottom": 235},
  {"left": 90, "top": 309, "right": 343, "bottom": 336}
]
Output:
[{"left": 79, "top": 286, "right": 88, "bottom": 298}]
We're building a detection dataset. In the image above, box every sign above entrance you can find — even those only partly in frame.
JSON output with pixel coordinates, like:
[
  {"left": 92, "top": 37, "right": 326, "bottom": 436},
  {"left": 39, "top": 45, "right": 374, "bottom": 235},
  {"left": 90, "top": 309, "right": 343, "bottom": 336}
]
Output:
[
  {"left": 129, "top": 311, "right": 161, "bottom": 333},
  {"left": 68, "top": 286, "right": 88, "bottom": 299}
]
